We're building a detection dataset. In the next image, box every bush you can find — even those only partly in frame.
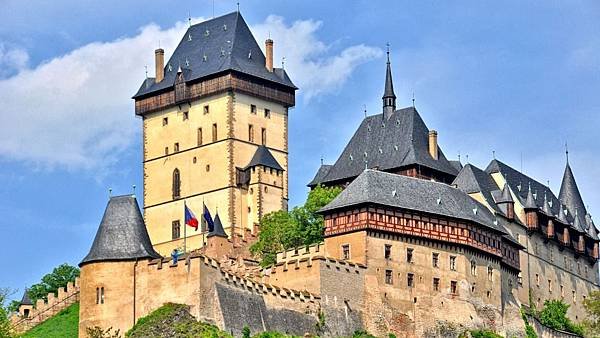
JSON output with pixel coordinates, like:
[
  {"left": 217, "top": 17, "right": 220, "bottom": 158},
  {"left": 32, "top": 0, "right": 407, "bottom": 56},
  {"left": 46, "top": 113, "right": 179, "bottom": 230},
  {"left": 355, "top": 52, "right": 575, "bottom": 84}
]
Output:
[{"left": 470, "top": 329, "right": 503, "bottom": 338}]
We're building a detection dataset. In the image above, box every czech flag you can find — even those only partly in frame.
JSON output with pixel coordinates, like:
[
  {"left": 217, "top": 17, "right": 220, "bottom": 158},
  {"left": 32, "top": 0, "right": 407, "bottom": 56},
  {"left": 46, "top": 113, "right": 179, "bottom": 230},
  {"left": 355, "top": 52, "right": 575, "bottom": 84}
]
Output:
[{"left": 184, "top": 204, "right": 199, "bottom": 230}]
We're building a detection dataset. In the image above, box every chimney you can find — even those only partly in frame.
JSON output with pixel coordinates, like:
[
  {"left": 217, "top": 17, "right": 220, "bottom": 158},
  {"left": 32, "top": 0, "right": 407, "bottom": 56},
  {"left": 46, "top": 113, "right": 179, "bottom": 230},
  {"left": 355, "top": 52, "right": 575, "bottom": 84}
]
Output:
[
  {"left": 428, "top": 130, "right": 438, "bottom": 160},
  {"left": 155, "top": 48, "right": 165, "bottom": 83},
  {"left": 265, "top": 39, "right": 274, "bottom": 72}
]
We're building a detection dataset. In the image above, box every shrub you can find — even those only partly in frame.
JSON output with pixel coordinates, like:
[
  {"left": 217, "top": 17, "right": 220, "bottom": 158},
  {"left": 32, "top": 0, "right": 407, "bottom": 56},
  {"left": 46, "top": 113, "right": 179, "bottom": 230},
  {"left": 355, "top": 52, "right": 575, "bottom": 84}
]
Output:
[{"left": 470, "top": 329, "right": 503, "bottom": 338}]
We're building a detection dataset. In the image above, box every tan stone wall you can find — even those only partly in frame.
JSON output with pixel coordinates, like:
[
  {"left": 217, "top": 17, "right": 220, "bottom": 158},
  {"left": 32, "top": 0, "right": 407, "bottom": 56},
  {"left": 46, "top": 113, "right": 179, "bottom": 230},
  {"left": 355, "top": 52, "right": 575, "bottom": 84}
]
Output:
[{"left": 324, "top": 231, "right": 368, "bottom": 265}]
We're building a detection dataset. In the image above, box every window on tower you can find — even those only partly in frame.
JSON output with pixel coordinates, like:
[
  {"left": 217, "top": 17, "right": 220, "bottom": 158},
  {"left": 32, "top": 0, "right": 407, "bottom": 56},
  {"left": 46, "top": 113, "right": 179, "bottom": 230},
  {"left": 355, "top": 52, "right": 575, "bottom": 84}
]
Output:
[
  {"left": 183, "top": 111, "right": 189, "bottom": 120},
  {"left": 248, "top": 124, "right": 254, "bottom": 142},
  {"left": 172, "top": 220, "right": 181, "bottom": 239},
  {"left": 174, "top": 143, "right": 179, "bottom": 152},
  {"left": 261, "top": 128, "right": 267, "bottom": 145},
  {"left": 197, "top": 128, "right": 203, "bottom": 146},
  {"left": 163, "top": 117, "right": 168, "bottom": 126},
  {"left": 264, "top": 108, "right": 270, "bottom": 118},
  {"left": 212, "top": 124, "right": 218, "bottom": 142},
  {"left": 203, "top": 105, "right": 209, "bottom": 115},
  {"left": 251, "top": 104, "right": 257, "bottom": 114},
  {"left": 172, "top": 168, "right": 181, "bottom": 199}
]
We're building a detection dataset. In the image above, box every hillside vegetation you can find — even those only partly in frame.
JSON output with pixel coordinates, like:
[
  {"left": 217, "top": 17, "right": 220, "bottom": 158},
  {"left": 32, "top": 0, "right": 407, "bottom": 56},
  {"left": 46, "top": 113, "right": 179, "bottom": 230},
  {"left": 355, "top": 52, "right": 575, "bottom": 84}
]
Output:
[{"left": 20, "top": 303, "right": 79, "bottom": 338}]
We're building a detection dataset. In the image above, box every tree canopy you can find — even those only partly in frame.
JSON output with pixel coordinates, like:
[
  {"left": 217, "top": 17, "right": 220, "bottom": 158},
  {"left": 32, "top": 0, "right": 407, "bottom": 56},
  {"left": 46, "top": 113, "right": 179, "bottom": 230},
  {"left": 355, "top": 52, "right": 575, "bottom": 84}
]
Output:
[
  {"left": 0, "top": 288, "right": 15, "bottom": 338},
  {"left": 27, "top": 263, "right": 80, "bottom": 304},
  {"left": 250, "top": 185, "right": 342, "bottom": 266},
  {"left": 584, "top": 290, "right": 600, "bottom": 336}
]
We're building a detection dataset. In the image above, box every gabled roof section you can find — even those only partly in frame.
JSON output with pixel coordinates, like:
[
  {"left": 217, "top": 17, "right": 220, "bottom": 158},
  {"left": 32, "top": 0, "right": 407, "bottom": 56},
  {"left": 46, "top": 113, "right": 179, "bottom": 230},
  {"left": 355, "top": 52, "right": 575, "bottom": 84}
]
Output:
[
  {"left": 321, "top": 170, "right": 505, "bottom": 234},
  {"left": 449, "top": 160, "right": 463, "bottom": 173},
  {"left": 245, "top": 145, "right": 284, "bottom": 171},
  {"left": 308, "top": 164, "right": 333, "bottom": 187},
  {"left": 559, "top": 162, "right": 587, "bottom": 220},
  {"left": 452, "top": 164, "right": 501, "bottom": 213},
  {"left": 133, "top": 12, "right": 296, "bottom": 99},
  {"left": 207, "top": 214, "right": 228, "bottom": 238},
  {"left": 80, "top": 195, "right": 161, "bottom": 266},
  {"left": 497, "top": 184, "right": 514, "bottom": 204},
  {"left": 20, "top": 289, "right": 32, "bottom": 306},
  {"left": 321, "top": 107, "right": 459, "bottom": 184}
]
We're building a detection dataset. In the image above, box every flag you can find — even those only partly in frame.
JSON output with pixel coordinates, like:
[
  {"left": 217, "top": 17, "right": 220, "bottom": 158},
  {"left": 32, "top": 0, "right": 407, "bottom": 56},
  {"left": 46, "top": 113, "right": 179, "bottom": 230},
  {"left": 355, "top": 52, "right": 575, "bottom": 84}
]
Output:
[
  {"left": 203, "top": 203, "right": 215, "bottom": 232},
  {"left": 184, "top": 204, "right": 199, "bottom": 230}
]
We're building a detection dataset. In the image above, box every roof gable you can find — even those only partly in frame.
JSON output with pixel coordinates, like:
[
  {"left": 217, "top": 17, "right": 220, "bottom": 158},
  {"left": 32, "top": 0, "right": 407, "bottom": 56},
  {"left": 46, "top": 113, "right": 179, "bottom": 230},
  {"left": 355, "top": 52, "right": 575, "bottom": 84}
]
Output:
[{"left": 245, "top": 145, "right": 284, "bottom": 171}]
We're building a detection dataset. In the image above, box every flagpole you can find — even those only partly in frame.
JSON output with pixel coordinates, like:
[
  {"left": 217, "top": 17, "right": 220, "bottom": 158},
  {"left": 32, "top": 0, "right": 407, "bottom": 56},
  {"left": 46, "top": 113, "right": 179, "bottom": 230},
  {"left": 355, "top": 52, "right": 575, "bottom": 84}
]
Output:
[{"left": 183, "top": 200, "right": 187, "bottom": 254}]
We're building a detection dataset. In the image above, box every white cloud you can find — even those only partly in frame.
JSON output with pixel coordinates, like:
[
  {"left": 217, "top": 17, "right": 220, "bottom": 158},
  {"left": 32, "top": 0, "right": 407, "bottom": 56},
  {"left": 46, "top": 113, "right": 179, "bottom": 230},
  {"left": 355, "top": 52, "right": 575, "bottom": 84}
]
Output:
[
  {"left": 0, "top": 15, "right": 380, "bottom": 170},
  {"left": 251, "top": 15, "right": 383, "bottom": 100},
  {"left": 0, "top": 44, "right": 29, "bottom": 78}
]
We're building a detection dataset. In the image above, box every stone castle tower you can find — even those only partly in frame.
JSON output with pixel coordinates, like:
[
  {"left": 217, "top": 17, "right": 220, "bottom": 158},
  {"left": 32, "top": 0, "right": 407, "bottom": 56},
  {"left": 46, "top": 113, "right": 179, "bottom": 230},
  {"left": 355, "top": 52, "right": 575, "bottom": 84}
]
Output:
[{"left": 132, "top": 12, "right": 296, "bottom": 255}]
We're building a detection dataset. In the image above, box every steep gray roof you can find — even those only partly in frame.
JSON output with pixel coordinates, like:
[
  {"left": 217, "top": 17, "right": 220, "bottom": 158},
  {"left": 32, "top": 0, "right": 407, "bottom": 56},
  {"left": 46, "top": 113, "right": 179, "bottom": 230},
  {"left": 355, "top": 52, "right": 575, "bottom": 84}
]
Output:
[
  {"left": 452, "top": 164, "right": 502, "bottom": 214},
  {"left": 558, "top": 163, "right": 587, "bottom": 221},
  {"left": 321, "top": 170, "right": 505, "bottom": 234},
  {"left": 308, "top": 164, "right": 332, "bottom": 187},
  {"left": 557, "top": 204, "right": 568, "bottom": 224},
  {"left": 80, "top": 195, "right": 161, "bottom": 266},
  {"left": 244, "top": 145, "right": 284, "bottom": 171},
  {"left": 542, "top": 194, "right": 553, "bottom": 217},
  {"left": 20, "top": 289, "right": 32, "bottom": 306},
  {"left": 383, "top": 53, "right": 396, "bottom": 100},
  {"left": 449, "top": 160, "right": 463, "bottom": 173},
  {"left": 207, "top": 214, "right": 228, "bottom": 238},
  {"left": 497, "top": 184, "right": 514, "bottom": 203},
  {"left": 321, "top": 107, "right": 459, "bottom": 185},
  {"left": 133, "top": 12, "right": 296, "bottom": 99},
  {"left": 524, "top": 185, "right": 537, "bottom": 210}
]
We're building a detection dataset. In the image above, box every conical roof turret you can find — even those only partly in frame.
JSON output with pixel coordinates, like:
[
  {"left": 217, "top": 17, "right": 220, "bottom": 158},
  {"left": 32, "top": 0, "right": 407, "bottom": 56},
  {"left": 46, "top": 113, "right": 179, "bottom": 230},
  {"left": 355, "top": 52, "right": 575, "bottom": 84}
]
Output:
[
  {"left": 207, "top": 213, "right": 228, "bottom": 238},
  {"left": 542, "top": 193, "right": 553, "bottom": 217},
  {"left": 497, "top": 183, "right": 514, "bottom": 203},
  {"left": 382, "top": 46, "right": 396, "bottom": 118},
  {"left": 557, "top": 203, "right": 568, "bottom": 224},
  {"left": 559, "top": 162, "right": 587, "bottom": 219},
  {"left": 524, "top": 184, "right": 538, "bottom": 210},
  {"left": 20, "top": 289, "right": 32, "bottom": 306}
]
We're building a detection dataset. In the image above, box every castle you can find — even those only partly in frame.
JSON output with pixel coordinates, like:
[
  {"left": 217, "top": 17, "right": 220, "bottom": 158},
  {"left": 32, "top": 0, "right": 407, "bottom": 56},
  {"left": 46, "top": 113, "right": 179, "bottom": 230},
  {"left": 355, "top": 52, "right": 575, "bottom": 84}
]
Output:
[{"left": 13, "top": 11, "right": 600, "bottom": 338}]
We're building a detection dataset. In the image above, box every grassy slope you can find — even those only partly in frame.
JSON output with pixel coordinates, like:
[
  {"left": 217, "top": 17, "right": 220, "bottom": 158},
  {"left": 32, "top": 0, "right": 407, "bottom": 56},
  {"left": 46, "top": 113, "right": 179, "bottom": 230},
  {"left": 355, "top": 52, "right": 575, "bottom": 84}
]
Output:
[{"left": 20, "top": 303, "right": 79, "bottom": 338}]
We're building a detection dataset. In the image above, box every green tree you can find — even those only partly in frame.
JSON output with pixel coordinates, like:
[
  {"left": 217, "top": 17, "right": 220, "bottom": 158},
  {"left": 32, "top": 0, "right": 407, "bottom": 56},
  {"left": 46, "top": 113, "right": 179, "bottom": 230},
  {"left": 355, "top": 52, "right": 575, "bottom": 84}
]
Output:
[
  {"left": 28, "top": 263, "right": 80, "bottom": 303},
  {"left": 539, "top": 299, "right": 584, "bottom": 335},
  {"left": 250, "top": 185, "right": 342, "bottom": 266},
  {"left": 583, "top": 291, "right": 600, "bottom": 336},
  {"left": 0, "top": 288, "right": 16, "bottom": 338}
]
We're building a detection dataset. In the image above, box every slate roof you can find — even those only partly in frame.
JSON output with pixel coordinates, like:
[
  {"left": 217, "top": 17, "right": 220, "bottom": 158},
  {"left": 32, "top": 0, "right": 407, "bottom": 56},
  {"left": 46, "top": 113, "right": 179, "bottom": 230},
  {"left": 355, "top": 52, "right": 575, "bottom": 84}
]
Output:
[
  {"left": 559, "top": 163, "right": 587, "bottom": 223},
  {"left": 452, "top": 164, "right": 502, "bottom": 214},
  {"left": 383, "top": 54, "right": 396, "bottom": 100},
  {"left": 20, "top": 289, "right": 32, "bottom": 306},
  {"left": 321, "top": 169, "right": 506, "bottom": 234},
  {"left": 320, "top": 107, "right": 459, "bottom": 185},
  {"left": 133, "top": 12, "right": 296, "bottom": 99},
  {"left": 307, "top": 164, "right": 332, "bottom": 187},
  {"left": 498, "top": 184, "right": 514, "bottom": 203},
  {"left": 449, "top": 160, "right": 463, "bottom": 173},
  {"left": 208, "top": 214, "right": 228, "bottom": 238},
  {"left": 80, "top": 195, "right": 161, "bottom": 266},
  {"left": 244, "top": 145, "right": 284, "bottom": 171}
]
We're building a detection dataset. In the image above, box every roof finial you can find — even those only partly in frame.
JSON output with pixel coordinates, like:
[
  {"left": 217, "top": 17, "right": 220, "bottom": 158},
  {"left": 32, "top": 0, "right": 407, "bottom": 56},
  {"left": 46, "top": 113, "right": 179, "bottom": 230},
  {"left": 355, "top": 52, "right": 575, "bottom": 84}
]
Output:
[
  {"left": 466, "top": 154, "right": 469, "bottom": 164},
  {"left": 386, "top": 42, "right": 390, "bottom": 63},
  {"left": 458, "top": 152, "right": 461, "bottom": 163},
  {"left": 320, "top": 156, "right": 324, "bottom": 165},
  {"left": 132, "top": 184, "right": 136, "bottom": 197},
  {"left": 382, "top": 42, "right": 396, "bottom": 118},
  {"left": 237, "top": 1, "right": 240, "bottom": 12},
  {"left": 565, "top": 141, "right": 569, "bottom": 164},
  {"left": 144, "top": 65, "right": 148, "bottom": 79},
  {"left": 188, "top": 11, "right": 192, "bottom": 27},
  {"left": 492, "top": 150, "right": 496, "bottom": 159},
  {"left": 412, "top": 91, "right": 415, "bottom": 107},
  {"left": 363, "top": 104, "right": 367, "bottom": 118},
  {"left": 108, "top": 188, "right": 112, "bottom": 198},
  {"left": 281, "top": 56, "right": 286, "bottom": 69}
]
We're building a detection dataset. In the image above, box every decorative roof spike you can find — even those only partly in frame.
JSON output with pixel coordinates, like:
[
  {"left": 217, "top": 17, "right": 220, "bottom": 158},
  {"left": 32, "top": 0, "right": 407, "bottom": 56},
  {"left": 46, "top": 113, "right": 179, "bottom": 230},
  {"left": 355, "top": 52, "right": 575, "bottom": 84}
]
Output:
[
  {"left": 382, "top": 43, "right": 396, "bottom": 118},
  {"left": 586, "top": 215, "right": 599, "bottom": 240},
  {"left": 573, "top": 209, "right": 585, "bottom": 232},
  {"left": 557, "top": 203, "right": 568, "bottom": 224},
  {"left": 559, "top": 161, "right": 587, "bottom": 220},
  {"left": 524, "top": 184, "right": 537, "bottom": 210},
  {"left": 542, "top": 193, "right": 553, "bottom": 217}
]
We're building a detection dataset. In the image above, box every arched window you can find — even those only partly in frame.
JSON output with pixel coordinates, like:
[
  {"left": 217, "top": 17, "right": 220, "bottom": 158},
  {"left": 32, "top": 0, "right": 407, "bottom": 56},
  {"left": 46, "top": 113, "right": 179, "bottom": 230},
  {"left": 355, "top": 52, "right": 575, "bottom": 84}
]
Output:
[{"left": 172, "top": 169, "right": 181, "bottom": 199}]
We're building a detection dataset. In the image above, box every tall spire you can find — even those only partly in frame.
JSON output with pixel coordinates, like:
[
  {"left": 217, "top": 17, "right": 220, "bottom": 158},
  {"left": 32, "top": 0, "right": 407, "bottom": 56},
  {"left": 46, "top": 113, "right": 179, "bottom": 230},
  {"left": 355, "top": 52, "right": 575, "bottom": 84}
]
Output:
[
  {"left": 558, "top": 160, "right": 587, "bottom": 219},
  {"left": 382, "top": 43, "right": 396, "bottom": 119}
]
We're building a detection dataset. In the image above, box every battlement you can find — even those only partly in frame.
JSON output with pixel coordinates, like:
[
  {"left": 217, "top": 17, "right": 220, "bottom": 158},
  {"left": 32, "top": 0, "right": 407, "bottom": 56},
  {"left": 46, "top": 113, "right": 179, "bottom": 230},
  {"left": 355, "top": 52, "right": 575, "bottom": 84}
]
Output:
[
  {"left": 12, "top": 277, "right": 80, "bottom": 333},
  {"left": 275, "top": 242, "right": 325, "bottom": 263}
]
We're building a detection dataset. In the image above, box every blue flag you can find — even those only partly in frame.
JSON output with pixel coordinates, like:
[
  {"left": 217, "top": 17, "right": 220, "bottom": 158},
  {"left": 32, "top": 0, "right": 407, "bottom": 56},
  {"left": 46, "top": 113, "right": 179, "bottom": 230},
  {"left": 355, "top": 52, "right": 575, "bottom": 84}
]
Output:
[{"left": 203, "top": 203, "right": 215, "bottom": 232}]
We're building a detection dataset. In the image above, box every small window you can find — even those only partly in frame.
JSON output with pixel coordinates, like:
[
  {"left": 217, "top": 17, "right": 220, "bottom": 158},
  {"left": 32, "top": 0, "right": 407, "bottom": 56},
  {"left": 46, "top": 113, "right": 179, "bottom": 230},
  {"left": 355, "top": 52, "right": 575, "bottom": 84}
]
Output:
[
  {"left": 487, "top": 266, "right": 493, "bottom": 281},
  {"left": 172, "top": 220, "right": 181, "bottom": 239},
  {"left": 432, "top": 253, "right": 439, "bottom": 268},
  {"left": 163, "top": 117, "right": 168, "bottom": 126},
  {"left": 193, "top": 157, "right": 197, "bottom": 164},
  {"left": 203, "top": 105, "right": 209, "bottom": 115},
  {"left": 487, "top": 291, "right": 491, "bottom": 298},
  {"left": 406, "top": 248, "right": 414, "bottom": 263},
  {"left": 100, "top": 287, "right": 105, "bottom": 304},
  {"left": 560, "top": 285, "right": 565, "bottom": 298},
  {"left": 206, "top": 164, "right": 210, "bottom": 172},
  {"left": 197, "top": 128, "right": 203, "bottom": 146},
  {"left": 261, "top": 128, "right": 267, "bottom": 145},
  {"left": 172, "top": 169, "right": 181, "bottom": 199},
  {"left": 264, "top": 108, "right": 270, "bottom": 118},
  {"left": 548, "top": 279, "right": 552, "bottom": 293},
  {"left": 384, "top": 244, "right": 392, "bottom": 260},
  {"left": 165, "top": 147, "right": 169, "bottom": 155},
  {"left": 251, "top": 104, "right": 257, "bottom": 114},
  {"left": 342, "top": 244, "right": 350, "bottom": 260},
  {"left": 385, "top": 270, "right": 393, "bottom": 285},
  {"left": 518, "top": 272, "right": 523, "bottom": 285},
  {"left": 212, "top": 123, "right": 217, "bottom": 142},
  {"left": 183, "top": 111, "right": 189, "bottom": 120},
  {"left": 433, "top": 278, "right": 440, "bottom": 291},
  {"left": 248, "top": 124, "right": 254, "bottom": 142},
  {"left": 470, "top": 260, "right": 477, "bottom": 276},
  {"left": 95, "top": 287, "right": 100, "bottom": 304},
  {"left": 573, "top": 290, "right": 577, "bottom": 303},
  {"left": 535, "top": 274, "right": 540, "bottom": 287},
  {"left": 407, "top": 273, "right": 414, "bottom": 287},
  {"left": 451, "top": 281, "right": 458, "bottom": 295},
  {"left": 174, "top": 143, "right": 179, "bottom": 152},
  {"left": 450, "top": 256, "right": 457, "bottom": 271}
]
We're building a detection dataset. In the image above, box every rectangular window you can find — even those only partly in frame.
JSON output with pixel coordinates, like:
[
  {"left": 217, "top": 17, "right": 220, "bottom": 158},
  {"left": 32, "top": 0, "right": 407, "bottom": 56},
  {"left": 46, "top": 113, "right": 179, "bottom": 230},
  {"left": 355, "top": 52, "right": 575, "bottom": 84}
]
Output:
[
  {"left": 432, "top": 252, "right": 439, "bottom": 268},
  {"left": 384, "top": 244, "right": 392, "bottom": 260},
  {"left": 261, "top": 128, "right": 267, "bottom": 145},
  {"left": 470, "top": 260, "right": 477, "bottom": 276},
  {"left": 248, "top": 124, "right": 254, "bottom": 142},
  {"left": 385, "top": 270, "right": 393, "bottom": 285},
  {"left": 487, "top": 266, "right": 493, "bottom": 281},
  {"left": 95, "top": 287, "right": 100, "bottom": 304},
  {"left": 342, "top": 244, "right": 350, "bottom": 260},
  {"left": 536, "top": 274, "right": 540, "bottom": 287},
  {"left": 573, "top": 290, "right": 577, "bottom": 303},
  {"left": 203, "top": 105, "right": 209, "bottom": 114},
  {"left": 165, "top": 147, "right": 169, "bottom": 155},
  {"left": 450, "top": 256, "right": 457, "bottom": 271},
  {"left": 183, "top": 111, "right": 189, "bottom": 120},
  {"left": 251, "top": 104, "right": 257, "bottom": 114},
  {"left": 197, "top": 128, "right": 203, "bottom": 146},
  {"left": 174, "top": 143, "right": 179, "bottom": 152},
  {"left": 560, "top": 285, "right": 564, "bottom": 298},
  {"left": 548, "top": 280, "right": 552, "bottom": 293},
  {"left": 264, "top": 108, "right": 270, "bottom": 118},
  {"left": 212, "top": 123, "right": 218, "bottom": 142},
  {"left": 407, "top": 273, "right": 414, "bottom": 287},
  {"left": 163, "top": 117, "right": 168, "bottom": 126},
  {"left": 433, "top": 278, "right": 440, "bottom": 291},
  {"left": 100, "top": 287, "right": 104, "bottom": 304},
  {"left": 172, "top": 220, "right": 181, "bottom": 239},
  {"left": 407, "top": 248, "right": 414, "bottom": 263},
  {"left": 451, "top": 281, "right": 458, "bottom": 295}
]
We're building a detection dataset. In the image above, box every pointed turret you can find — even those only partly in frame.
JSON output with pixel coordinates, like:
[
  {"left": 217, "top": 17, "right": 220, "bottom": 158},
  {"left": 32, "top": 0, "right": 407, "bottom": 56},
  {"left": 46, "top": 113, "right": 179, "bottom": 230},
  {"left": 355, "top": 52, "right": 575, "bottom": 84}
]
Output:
[
  {"left": 542, "top": 193, "right": 553, "bottom": 217},
  {"left": 557, "top": 204, "right": 568, "bottom": 224},
  {"left": 586, "top": 214, "right": 599, "bottom": 240},
  {"left": 524, "top": 184, "right": 539, "bottom": 230},
  {"left": 207, "top": 214, "right": 228, "bottom": 238},
  {"left": 572, "top": 209, "right": 585, "bottom": 232},
  {"left": 524, "top": 184, "right": 538, "bottom": 210},
  {"left": 20, "top": 289, "right": 32, "bottom": 306},
  {"left": 382, "top": 46, "right": 396, "bottom": 119},
  {"left": 559, "top": 162, "right": 587, "bottom": 220},
  {"left": 496, "top": 183, "right": 515, "bottom": 220},
  {"left": 205, "top": 213, "right": 230, "bottom": 258}
]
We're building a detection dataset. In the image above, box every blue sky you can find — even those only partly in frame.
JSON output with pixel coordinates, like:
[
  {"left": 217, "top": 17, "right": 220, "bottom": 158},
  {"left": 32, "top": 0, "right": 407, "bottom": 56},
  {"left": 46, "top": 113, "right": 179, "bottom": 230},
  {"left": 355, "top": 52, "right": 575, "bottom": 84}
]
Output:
[{"left": 1, "top": 1, "right": 599, "bottom": 300}]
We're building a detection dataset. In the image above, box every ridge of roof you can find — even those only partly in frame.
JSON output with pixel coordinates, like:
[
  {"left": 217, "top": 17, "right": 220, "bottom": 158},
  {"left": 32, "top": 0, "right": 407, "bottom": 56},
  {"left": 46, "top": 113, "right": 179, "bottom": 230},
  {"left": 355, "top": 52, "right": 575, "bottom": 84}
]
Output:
[{"left": 452, "top": 164, "right": 502, "bottom": 214}]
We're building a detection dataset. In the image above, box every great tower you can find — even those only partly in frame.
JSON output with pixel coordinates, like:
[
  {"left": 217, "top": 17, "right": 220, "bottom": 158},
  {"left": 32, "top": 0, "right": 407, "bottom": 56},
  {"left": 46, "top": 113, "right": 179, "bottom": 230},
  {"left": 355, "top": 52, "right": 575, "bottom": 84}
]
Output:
[{"left": 132, "top": 12, "right": 296, "bottom": 255}]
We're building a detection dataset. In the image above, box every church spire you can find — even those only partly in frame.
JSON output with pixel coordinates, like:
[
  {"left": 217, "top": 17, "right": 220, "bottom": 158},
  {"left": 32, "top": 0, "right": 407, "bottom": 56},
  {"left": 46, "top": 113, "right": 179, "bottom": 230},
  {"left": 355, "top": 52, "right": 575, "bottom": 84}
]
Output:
[
  {"left": 382, "top": 43, "right": 396, "bottom": 119},
  {"left": 558, "top": 159, "right": 587, "bottom": 219}
]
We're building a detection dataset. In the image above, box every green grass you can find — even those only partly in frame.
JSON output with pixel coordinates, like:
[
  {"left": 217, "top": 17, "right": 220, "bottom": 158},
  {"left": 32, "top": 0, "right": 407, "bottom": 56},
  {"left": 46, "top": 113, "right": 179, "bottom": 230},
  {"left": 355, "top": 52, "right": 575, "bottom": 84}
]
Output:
[{"left": 20, "top": 303, "right": 79, "bottom": 338}]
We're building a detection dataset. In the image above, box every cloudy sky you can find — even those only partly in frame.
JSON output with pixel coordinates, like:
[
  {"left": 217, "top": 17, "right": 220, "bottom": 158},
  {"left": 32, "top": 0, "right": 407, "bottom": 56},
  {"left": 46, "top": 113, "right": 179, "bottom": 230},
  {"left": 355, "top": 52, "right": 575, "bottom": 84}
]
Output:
[{"left": 1, "top": 1, "right": 599, "bottom": 298}]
